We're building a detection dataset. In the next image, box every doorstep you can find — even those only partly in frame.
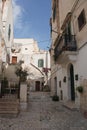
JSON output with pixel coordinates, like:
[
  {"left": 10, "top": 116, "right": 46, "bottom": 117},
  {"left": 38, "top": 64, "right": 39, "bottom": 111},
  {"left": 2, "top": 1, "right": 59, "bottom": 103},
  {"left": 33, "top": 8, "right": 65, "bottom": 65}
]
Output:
[{"left": 62, "top": 100, "right": 79, "bottom": 111}]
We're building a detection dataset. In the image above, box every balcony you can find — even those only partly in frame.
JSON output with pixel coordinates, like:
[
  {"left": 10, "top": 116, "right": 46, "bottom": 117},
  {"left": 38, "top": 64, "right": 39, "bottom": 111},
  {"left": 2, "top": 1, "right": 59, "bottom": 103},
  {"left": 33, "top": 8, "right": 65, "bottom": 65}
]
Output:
[{"left": 54, "top": 34, "right": 78, "bottom": 64}]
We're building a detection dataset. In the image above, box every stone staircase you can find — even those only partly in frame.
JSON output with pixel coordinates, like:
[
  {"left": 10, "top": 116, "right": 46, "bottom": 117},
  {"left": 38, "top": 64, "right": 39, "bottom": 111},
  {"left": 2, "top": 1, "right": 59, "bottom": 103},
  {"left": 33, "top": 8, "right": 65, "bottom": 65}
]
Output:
[{"left": 0, "top": 94, "right": 19, "bottom": 117}]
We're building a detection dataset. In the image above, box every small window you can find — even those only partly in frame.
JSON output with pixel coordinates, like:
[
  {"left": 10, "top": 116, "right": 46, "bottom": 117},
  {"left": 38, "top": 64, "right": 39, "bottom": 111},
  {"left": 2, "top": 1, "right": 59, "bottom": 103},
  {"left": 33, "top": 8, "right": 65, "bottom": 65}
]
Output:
[
  {"left": 38, "top": 59, "right": 44, "bottom": 67},
  {"left": 59, "top": 81, "right": 61, "bottom": 88},
  {"left": 12, "top": 56, "right": 17, "bottom": 64},
  {"left": 78, "top": 9, "right": 86, "bottom": 31},
  {"left": 53, "top": 4, "right": 56, "bottom": 22},
  {"left": 8, "top": 24, "right": 11, "bottom": 40}
]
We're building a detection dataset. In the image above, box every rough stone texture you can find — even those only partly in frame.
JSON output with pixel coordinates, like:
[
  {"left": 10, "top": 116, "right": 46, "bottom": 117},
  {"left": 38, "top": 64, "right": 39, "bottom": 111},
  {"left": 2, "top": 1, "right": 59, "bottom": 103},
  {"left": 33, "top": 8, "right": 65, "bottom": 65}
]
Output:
[
  {"left": 20, "top": 83, "right": 27, "bottom": 102},
  {"left": 0, "top": 92, "right": 87, "bottom": 130},
  {"left": 80, "top": 79, "right": 87, "bottom": 115}
]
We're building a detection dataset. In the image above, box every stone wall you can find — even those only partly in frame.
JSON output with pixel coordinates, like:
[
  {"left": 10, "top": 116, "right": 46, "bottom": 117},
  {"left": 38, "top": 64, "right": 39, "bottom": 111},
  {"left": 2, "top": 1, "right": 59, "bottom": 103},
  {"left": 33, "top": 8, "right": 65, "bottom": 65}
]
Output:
[
  {"left": 80, "top": 79, "right": 87, "bottom": 115},
  {"left": 20, "top": 83, "right": 27, "bottom": 102}
]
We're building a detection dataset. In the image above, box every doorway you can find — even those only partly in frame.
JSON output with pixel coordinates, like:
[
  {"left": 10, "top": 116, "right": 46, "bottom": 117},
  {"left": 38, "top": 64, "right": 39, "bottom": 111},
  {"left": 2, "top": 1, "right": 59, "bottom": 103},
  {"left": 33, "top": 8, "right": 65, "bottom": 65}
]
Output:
[
  {"left": 54, "top": 77, "right": 57, "bottom": 95},
  {"left": 69, "top": 64, "right": 75, "bottom": 101},
  {"left": 35, "top": 81, "right": 40, "bottom": 91}
]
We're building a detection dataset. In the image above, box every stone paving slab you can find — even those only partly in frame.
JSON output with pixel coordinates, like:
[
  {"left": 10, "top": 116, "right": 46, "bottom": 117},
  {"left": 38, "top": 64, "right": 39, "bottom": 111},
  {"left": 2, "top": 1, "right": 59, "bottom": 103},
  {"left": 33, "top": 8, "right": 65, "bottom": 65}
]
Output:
[
  {"left": 70, "top": 127, "right": 85, "bottom": 130},
  {"left": 0, "top": 92, "right": 87, "bottom": 130}
]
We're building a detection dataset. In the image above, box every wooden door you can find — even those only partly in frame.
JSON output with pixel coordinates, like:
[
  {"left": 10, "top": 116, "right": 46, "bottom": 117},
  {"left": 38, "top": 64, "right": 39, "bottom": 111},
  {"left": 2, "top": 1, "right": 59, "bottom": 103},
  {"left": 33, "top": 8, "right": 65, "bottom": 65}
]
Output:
[{"left": 35, "top": 81, "right": 40, "bottom": 91}]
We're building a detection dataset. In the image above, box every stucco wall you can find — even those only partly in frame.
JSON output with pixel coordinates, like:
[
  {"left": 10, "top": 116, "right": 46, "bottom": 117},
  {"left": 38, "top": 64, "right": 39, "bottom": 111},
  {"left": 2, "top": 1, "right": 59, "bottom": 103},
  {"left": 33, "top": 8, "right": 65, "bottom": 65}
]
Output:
[
  {"left": 77, "top": 44, "right": 87, "bottom": 80},
  {"left": 59, "top": 0, "right": 76, "bottom": 29},
  {"left": 80, "top": 79, "right": 87, "bottom": 113},
  {"left": 73, "top": 0, "right": 87, "bottom": 48}
]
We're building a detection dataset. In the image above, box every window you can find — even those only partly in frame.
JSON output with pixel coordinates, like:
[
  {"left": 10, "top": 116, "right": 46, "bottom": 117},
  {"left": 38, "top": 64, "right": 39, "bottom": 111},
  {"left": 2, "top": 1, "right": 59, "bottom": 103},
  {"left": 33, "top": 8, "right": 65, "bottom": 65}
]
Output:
[
  {"left": 50, "top": 18, "right": 52, "bottom": 33},
  {"left": 64, "top": 21, "right": 72, "bottom": 42},
  {"left": 53, "top": 4, "right": 56, "bottom": 22},
  {"left": 38, "top": 59, "right": 44, "bottom": 67},
  {"left": 78, "top": 9, "right": 86, "bottom": 31},
  {"left": 25, "top": 48, "right": 28, "bottom": 50},
  {"left": 12, "top": 56, "right": 17, "bottom": 64},
  {"left": 59, "top": 81, "right": 61, "bottom": 88},
  {"left": 8, "top": 24, "right": 11, "bottom": 40}
]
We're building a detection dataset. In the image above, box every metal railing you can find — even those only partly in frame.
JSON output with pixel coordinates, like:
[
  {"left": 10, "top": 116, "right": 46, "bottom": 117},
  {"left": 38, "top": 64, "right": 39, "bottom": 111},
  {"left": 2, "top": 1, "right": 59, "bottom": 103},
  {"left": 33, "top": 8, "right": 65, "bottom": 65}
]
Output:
[{"left": 54, "top": 34, "right": 77, "bottom": 60}]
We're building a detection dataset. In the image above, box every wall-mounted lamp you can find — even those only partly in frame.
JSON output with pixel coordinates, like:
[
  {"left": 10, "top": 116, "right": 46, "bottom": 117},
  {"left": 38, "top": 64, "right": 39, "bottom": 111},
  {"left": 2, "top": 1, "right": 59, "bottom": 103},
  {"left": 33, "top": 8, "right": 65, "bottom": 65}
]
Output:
[
  {"left": 75, "top": 74, "right": 78, "bottom": 81},
  {"left": 63, "top": 76, "right": 66, "bottom": 82}
]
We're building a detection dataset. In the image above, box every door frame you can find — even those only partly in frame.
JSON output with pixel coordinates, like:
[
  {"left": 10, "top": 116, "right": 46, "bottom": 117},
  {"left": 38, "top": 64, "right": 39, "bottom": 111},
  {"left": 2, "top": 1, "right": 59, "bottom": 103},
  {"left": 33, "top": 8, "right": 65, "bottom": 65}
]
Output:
[{"left": 67, "top": 63, "right": 75, "bottom": 101}]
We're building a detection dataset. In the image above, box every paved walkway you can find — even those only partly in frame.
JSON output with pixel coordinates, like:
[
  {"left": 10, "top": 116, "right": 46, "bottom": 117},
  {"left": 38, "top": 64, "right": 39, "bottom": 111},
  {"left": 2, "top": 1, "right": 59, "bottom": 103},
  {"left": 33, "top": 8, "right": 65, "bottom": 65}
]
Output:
[{"left": 0, "top": 92, "right": 87, "bottom": 130}]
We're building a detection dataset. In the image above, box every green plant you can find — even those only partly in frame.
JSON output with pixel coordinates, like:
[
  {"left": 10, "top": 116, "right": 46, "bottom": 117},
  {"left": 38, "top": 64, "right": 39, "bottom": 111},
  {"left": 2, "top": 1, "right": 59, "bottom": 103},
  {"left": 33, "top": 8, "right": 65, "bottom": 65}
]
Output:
[
  {"left": 52, "top": 95, "right": 59, "bottom": 101},
  {"left": 15, "top": 61, "right": 28, "bottom": 82},
  {"left": 76, "top": 86, "right": 83, "bottom": 93}
]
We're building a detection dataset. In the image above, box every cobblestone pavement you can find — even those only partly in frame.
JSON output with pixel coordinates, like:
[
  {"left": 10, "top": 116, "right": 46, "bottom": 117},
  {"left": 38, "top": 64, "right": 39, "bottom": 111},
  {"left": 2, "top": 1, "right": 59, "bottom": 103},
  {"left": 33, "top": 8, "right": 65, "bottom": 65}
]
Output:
[{"left": 0, "top": 92, "right": 87, "bottom": 130}]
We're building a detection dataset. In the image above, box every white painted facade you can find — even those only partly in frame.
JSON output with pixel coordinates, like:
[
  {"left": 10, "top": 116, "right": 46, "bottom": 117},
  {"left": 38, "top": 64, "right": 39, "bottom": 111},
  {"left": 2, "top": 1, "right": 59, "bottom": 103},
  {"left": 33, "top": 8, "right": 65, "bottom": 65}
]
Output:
[
  {"left": 11, "top": 39, "right": 51, "bottom": 91},
  {"left": 0, "top": 0, "right": 13, "bottom": 79},
  {"left": 50, "top": 0, "right": 87, "bottom": 108}
]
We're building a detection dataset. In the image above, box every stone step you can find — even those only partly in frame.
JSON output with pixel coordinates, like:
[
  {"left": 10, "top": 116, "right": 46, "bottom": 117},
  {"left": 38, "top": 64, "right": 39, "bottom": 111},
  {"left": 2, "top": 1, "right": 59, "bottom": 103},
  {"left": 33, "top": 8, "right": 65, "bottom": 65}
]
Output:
[
  {"left": 0, "top": 105, "right": 19, "bottom": 108},
  {"left": 0, "top": 104, "right": 19, "bottom": 108},
  {"left": 0, "top": 108, "right": 18, "bottom": 112},
  {"left": 0, "top": 98, "right": 19, "bottom": 116},
  {"left": 0, "top": 100, "right": 19, "bottom": 104},
  {"left": 63, "top": 101, "right": 78, "bottom": 111},
  {"left": 0, "top": 110, "right": 19, "bottom": 117},
  {"left": 1, "top": 94, "right": 18, "bottom": 99},
  {"left": 0, "top": 109, "right": 19, "bottom": 115}
]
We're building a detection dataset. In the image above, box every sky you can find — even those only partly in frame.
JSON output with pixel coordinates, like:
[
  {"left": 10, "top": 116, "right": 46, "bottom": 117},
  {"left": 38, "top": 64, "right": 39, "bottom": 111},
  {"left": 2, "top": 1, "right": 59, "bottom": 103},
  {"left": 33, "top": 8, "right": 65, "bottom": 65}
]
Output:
[{"left": 12, "top": 0, "right": 51, "bottom": 50}]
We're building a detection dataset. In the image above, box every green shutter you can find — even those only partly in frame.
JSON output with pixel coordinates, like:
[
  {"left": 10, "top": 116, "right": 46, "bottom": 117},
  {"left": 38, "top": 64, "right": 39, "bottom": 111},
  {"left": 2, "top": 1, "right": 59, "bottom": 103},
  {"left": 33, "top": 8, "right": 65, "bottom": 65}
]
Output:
[{"left": 38, "top": 59, "right": 44, "bottom": 67}]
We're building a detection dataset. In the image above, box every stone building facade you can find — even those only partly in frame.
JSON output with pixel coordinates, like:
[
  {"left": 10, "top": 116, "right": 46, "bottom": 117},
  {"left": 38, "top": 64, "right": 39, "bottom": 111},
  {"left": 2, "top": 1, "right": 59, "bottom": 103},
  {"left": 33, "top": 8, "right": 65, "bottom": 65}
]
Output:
[
  {"left": 50, "top": 0, "right": 87, "bottom": 109},
  {"left": 11, "top": 39, "right": 51, "bottom": 91},
  {"left": 0, "top": 0, "right": 13, "bottom": 93}
]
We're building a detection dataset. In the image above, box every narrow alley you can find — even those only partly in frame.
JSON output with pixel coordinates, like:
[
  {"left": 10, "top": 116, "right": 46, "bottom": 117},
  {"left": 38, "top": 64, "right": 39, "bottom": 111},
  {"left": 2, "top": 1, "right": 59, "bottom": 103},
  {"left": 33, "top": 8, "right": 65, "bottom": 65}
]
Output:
[{"left": 0, "top": 92, "right": 87, "bottom": 130}]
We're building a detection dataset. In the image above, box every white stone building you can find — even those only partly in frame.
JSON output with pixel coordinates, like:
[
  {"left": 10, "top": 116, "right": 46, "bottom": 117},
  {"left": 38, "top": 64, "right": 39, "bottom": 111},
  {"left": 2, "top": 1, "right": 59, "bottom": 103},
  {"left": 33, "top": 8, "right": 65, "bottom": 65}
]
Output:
[
  {"left": 0, "top": 0, "right": 14, "bottom": 92},
  {"left": 11, "top": 39, "right": 51, "bottom": 91},
  {"left": 50, "top": 0, "right": 87, "bottom": 109}
]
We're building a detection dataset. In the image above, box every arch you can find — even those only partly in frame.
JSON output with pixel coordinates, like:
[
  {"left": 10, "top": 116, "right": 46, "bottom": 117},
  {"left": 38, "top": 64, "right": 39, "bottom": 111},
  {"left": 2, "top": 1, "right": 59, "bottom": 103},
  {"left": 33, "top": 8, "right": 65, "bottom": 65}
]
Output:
[{"left": 67, "top": 63, "right": 75, "bottom": 101}]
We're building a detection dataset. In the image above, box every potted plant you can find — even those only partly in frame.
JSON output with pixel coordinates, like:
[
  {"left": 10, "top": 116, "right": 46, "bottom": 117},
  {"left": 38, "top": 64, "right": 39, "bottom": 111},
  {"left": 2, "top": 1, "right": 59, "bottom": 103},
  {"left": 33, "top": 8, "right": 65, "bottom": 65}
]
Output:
[
  {"left": 52, "top": 95, "right": 59, "bottom": 101},
  {"left": 76, "top": 86, "right": 83, "bottom": 93},
  {"left": 15, "top": 60, "right": 28, "bottom": 83}
]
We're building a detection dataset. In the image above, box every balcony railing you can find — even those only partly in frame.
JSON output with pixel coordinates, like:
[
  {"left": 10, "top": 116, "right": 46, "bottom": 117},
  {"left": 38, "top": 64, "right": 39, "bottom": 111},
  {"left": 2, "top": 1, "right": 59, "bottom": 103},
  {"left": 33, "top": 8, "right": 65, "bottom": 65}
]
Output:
[{"left": 54, "top": 34, "right": 77, "bottom": 60}]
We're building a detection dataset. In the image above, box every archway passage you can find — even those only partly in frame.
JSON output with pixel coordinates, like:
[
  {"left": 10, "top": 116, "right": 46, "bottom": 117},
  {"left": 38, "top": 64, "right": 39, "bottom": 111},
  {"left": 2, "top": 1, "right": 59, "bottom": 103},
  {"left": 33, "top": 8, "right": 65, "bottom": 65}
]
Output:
[{"left": 70, "top": 64, "right": 75, "bottom": 101}]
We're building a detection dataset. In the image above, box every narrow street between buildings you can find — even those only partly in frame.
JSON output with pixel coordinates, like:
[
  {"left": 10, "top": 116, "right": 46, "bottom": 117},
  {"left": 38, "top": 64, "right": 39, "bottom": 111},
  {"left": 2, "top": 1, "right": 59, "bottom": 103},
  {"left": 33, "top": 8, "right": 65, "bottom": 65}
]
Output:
[{"left": 0, "top": 92, "right": 87, "bottom": 130}]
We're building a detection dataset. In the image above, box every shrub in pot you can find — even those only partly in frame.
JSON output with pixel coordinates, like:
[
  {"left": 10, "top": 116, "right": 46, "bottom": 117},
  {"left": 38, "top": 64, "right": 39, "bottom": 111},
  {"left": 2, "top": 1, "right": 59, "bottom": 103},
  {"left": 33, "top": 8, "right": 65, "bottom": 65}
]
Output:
[
  {"left": 76, "top": 86, "right": 83, "bottom": 93},
  {"left": 52, "top": 95, "right": 59, "bottom": 101}
]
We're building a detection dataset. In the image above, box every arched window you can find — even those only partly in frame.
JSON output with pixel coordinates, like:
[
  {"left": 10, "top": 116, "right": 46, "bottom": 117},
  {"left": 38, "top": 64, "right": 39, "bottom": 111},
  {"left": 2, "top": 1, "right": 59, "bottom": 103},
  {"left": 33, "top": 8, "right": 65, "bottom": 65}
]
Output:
[{"left": 38, "top": 59, "right": 44, "bottom": 67}]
